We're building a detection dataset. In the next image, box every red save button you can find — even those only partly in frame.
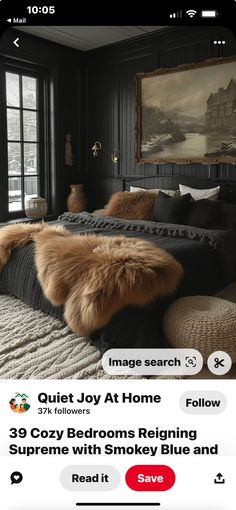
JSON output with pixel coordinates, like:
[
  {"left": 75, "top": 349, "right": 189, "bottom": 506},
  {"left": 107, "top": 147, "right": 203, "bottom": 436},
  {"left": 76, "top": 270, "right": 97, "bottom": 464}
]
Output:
[{"left": 125, "top": 465, "right": 175, "bottom": 491}]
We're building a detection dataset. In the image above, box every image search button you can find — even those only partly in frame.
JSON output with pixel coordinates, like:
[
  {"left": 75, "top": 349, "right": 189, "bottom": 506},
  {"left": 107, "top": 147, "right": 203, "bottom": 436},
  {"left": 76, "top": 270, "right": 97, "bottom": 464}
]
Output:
[
  {"left": 125, "top": 465, "right": 175, "bottom": 491},
  {"left": 102, "top": 348, "right": 203, "bottom": 376}
]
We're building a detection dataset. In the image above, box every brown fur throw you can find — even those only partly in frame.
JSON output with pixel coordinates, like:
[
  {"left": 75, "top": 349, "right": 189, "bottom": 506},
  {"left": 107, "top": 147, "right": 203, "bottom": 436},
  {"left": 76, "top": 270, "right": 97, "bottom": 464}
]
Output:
[
  {"left": 0, "top": 223, "right": 183, "bottom": 336},
  {"left": 105, "top": 191, "right": 156, "bottom": 220}
]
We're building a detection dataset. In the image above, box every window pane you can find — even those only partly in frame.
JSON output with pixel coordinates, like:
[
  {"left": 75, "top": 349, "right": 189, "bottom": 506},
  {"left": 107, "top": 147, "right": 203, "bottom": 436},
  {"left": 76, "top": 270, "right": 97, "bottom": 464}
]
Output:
[
  {"left": 6, "top": 72, "right": 20, "bottom": 107},
  {"left": 7, "top": 109, "right": 21, "bottom": 140},
  {"left": 24, "top": 143, "right": 38, "bottom": 174},
  {"left": 24, "top": 176, "right": 39, "bottom": 199},
  {"left": 23, "top": 111, "right": 37, "bottom": 141},
  {"left": 8, "top": 177, "right": 22, "bottom": 212},
  {"left": 23, "top": 76, "right": 37, "bottom": 109},
  {"left": 8, "top": 143, "right": 21, "bottom": 175}
]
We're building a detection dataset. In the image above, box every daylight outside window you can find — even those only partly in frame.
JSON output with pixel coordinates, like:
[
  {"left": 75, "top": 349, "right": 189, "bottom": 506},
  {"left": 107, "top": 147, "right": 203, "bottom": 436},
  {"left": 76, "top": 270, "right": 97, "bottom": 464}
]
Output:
[{"left": 6, "top": 71, "right": 40, "bottom": 212}]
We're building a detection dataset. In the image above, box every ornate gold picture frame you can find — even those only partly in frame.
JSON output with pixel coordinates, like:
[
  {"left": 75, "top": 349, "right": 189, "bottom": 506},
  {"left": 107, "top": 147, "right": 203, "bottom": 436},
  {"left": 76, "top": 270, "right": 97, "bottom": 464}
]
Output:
[{"left": 135, "top": 56, "right": 236, "bottom": 164}]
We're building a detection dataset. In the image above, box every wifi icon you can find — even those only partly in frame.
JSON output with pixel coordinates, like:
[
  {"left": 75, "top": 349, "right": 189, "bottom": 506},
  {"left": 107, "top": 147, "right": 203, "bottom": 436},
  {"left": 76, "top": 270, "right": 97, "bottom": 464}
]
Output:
[{"left": 186, "top": 9, "right": 197, "bottom": 17}]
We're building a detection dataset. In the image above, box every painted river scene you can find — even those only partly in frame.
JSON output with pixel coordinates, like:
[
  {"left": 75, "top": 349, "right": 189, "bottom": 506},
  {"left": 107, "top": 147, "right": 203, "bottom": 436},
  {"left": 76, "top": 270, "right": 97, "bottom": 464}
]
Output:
[{"left": 141, "top": 61, "right": 236, "bottom": 160}]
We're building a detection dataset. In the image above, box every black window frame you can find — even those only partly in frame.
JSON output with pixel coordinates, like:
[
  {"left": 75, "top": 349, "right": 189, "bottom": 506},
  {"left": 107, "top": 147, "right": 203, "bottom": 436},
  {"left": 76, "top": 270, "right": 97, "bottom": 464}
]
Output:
[{"left": 0, "top": 58, "right": 50, "bottom": 221}]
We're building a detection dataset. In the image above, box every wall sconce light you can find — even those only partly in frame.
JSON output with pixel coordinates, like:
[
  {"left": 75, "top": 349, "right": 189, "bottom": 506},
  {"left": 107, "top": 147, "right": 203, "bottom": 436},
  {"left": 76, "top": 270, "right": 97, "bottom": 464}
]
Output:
[
  {"left": 92, "top": 141, "right": 102, "bottom": 157},
  {"left": 111, "top": 149, "right": 120, "bottom": 164}
]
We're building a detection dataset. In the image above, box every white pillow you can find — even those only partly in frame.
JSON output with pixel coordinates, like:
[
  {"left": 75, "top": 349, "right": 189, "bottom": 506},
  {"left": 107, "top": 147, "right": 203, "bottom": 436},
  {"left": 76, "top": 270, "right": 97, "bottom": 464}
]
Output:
[
  {"left": 179, "top": 184, "right": 220, "bottom": 201},
  {"left": 130, "top": 185, "right": 177, "bottom": 197}
]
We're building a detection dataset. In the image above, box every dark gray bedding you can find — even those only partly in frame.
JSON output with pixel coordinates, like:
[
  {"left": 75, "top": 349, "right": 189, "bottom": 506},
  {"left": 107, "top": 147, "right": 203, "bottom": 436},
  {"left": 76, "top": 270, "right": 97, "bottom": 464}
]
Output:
[{"left": 1, "top": 212, "right": 236, "bottom": 350}]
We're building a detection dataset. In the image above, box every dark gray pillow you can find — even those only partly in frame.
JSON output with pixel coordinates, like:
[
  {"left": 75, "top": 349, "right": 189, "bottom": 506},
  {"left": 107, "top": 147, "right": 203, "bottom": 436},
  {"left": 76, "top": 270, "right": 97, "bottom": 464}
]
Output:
[
  {"left": 154, "top": 191, "right": 192, "bottom": 224},
  {"left": 187, "top": 199, "right": 223, "bottom": 229},
  {"left": 221, "top": 203, "right": 236, "bottom": 230}
]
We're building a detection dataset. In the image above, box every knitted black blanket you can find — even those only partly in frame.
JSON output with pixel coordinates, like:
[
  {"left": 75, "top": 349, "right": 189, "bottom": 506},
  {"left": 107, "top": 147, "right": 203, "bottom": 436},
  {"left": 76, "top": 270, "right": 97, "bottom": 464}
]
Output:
[{"left": 0, "top": 212, "right": 235, "bottom": 351}]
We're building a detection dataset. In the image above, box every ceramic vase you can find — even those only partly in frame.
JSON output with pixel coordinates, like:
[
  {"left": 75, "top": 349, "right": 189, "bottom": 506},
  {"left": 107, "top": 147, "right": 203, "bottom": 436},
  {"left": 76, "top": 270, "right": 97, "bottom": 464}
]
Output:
[{"left": 67, "top": 184, "right": 87, "bottom": 213}]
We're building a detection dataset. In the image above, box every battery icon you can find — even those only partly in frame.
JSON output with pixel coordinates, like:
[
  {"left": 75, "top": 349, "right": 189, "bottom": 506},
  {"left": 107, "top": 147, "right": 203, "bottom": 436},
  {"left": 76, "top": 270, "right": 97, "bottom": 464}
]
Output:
[{"left": 201, "top": 10, "right": 218, "bottom": 17}]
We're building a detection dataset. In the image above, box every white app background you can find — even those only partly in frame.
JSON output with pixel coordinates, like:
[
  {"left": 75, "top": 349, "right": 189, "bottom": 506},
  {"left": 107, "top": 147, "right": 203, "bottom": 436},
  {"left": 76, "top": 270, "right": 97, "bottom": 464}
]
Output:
[{"left": 0, "top": 379, "right": 234, "bottom": 510}]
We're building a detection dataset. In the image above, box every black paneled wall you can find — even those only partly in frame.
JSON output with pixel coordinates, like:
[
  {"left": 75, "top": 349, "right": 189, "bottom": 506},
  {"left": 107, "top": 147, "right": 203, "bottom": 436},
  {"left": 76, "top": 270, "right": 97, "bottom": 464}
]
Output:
[
  {"left": 1, "top": 26, "right": 236, "bottom": 213},
  {"left": 85, "top": 26, "right": 236, "bottom": 209}
]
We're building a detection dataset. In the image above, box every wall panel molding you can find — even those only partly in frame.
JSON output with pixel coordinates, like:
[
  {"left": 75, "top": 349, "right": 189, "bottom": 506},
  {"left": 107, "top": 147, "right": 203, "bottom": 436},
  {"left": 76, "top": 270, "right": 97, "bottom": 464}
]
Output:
[{"left": 86, "top": 26, "right": 236, "bottom": 207}]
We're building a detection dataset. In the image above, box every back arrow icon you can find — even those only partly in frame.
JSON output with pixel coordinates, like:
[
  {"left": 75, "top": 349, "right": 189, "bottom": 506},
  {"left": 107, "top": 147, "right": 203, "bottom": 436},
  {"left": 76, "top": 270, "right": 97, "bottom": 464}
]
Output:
[{"left": 13, "top": 38, "right": 20, "bottom": 48}]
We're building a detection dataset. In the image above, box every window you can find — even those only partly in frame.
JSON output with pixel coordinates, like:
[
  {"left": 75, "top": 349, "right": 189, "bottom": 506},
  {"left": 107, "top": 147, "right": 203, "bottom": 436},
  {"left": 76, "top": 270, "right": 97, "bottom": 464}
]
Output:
[{"left": 0, "top": 62, "right": 49, "bottom": 220}]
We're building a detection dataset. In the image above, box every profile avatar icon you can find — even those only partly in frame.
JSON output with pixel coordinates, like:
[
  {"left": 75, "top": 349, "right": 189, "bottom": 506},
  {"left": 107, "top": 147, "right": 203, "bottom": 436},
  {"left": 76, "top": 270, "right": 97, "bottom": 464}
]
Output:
[{"left": 9, "top": 393, "right": 30, "bottom": 413}]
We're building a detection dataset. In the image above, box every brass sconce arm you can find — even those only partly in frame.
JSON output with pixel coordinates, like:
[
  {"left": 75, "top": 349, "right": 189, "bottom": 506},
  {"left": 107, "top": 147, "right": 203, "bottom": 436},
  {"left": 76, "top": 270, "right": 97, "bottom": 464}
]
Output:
[{"left": 111, "top": 149, "right": 120, "bottom": 164}]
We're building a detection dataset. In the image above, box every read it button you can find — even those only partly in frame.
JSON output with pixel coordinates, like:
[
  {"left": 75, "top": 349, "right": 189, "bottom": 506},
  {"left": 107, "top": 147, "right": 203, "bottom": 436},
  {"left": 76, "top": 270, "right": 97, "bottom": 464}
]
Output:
[{"left": 125, "top": 465, "right": 175, "bottom": 491}]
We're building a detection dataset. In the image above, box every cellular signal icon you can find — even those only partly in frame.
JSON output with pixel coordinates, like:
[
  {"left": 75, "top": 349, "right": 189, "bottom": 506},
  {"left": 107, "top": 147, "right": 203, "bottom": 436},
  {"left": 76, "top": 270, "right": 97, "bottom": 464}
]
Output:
[
  {"left": 186, "top": 9, "right": 197, "bottom": 17},
  {"left": 169, "top": 10, "right": 183, "bottom": 18}
]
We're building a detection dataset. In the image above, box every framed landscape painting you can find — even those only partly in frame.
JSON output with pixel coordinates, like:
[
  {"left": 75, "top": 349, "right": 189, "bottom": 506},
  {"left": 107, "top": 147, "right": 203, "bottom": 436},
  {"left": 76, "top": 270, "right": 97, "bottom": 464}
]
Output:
[{"left": 135, "top": 56, "right": 236, "bottom": 164}]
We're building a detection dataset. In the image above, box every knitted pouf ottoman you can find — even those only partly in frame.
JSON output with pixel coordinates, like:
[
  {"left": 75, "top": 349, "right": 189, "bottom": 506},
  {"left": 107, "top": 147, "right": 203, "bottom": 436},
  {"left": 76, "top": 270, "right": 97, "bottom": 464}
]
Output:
[{"left": 163, "top": 296, "right": 236, "bottom": 362}]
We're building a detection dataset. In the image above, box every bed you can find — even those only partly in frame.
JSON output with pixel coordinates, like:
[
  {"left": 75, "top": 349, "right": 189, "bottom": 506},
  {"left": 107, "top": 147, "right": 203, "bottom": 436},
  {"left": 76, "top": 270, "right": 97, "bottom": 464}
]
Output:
[{"left": 0, "top": 198, "right": 236, "bottom": 352}]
